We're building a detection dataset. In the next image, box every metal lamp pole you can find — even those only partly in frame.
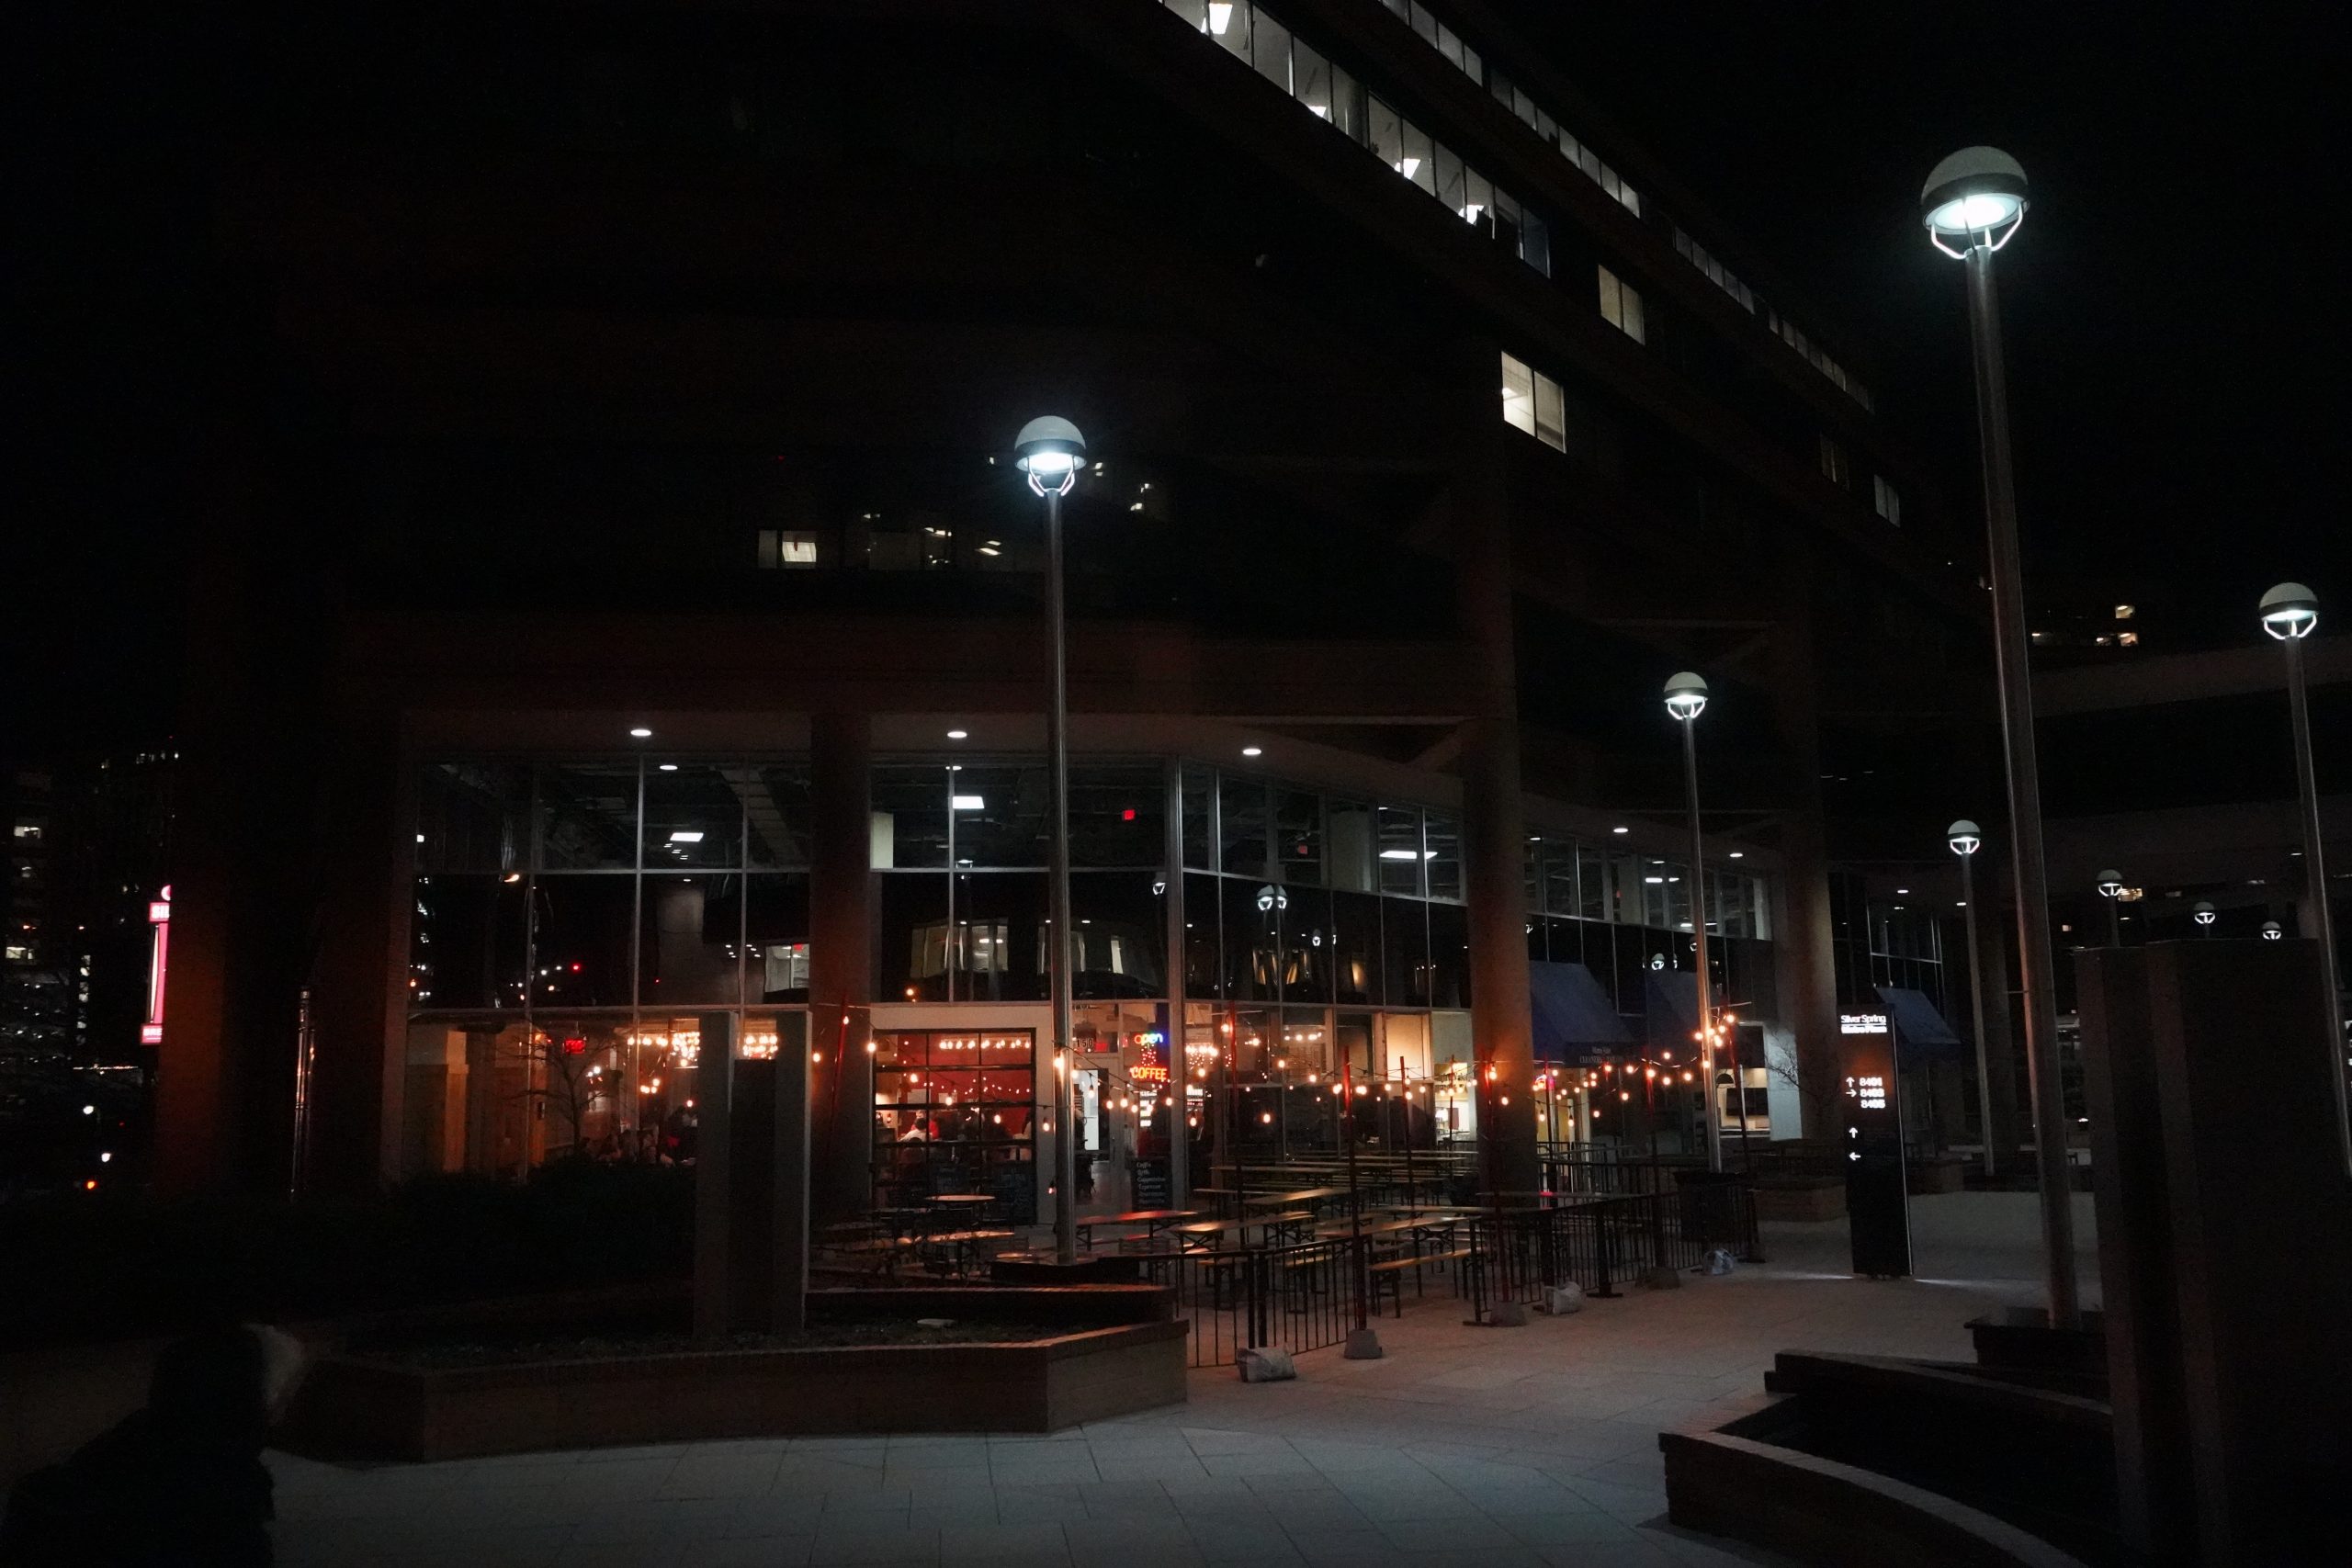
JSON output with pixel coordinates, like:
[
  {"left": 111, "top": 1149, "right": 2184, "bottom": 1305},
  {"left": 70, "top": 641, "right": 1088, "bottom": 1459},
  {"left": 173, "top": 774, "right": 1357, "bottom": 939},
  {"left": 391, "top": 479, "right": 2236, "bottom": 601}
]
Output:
[
  {"left": 1950, "top": 822, "right": 1996, "bottom": 1180},
  {"left": 1017, "top": 417, "right": 1086, "bottom": 1263},
  {"left": 1924, "top": 147, "right": 2078, "bottom": 1326},
  {"left": 1666, "top": 672, "right": 1723, "bottom": 1173},
  {"left": 2097, "top": 872, "right": 2125, "bottom": 947},
  {"left": 2262, "top": 583, "right": 2349, "bottom": 1172}
]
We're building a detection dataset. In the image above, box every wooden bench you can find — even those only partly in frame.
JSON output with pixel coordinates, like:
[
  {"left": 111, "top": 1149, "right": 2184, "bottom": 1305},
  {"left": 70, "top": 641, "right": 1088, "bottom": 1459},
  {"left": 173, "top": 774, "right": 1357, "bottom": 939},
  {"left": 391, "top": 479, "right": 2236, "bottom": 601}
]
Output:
[{"left": 1365, "top": 1246, "right": 1472, "bottom": 1314}]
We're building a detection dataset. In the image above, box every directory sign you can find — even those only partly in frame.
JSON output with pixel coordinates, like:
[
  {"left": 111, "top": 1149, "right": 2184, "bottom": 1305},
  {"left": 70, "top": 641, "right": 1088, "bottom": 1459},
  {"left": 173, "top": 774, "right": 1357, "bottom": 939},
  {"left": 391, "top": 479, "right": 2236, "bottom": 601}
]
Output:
[{"left": 1838, "top": 1011, "right": 1912, "bottom": 1278}]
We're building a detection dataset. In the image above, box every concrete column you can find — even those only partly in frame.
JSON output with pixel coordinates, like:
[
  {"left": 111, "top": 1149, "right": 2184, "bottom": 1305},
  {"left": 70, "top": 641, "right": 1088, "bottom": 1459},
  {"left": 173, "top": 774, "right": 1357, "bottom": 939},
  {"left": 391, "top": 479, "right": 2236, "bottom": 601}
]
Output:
[
  {"left": 303, "top": 709, "right": 413, "bottom": 1192},
  {"left": 1766, "top": 588, "right": 1842, "bottom": 1143},
  {"left": 809, "top": 712, "right": 875, "bottom": 1224},
  {"left": 1451, "top": 386, "right": 1538, "bottom": 1199}
]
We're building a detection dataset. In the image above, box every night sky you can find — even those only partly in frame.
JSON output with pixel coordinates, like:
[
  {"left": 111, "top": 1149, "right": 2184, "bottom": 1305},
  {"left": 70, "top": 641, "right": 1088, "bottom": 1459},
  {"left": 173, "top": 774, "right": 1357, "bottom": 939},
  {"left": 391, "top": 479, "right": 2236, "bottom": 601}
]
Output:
[
  {"left": 6, "top": 3, "right": 2347, "bottom": 759},
  {"left": 1494, "top": 0, "right": 2350, "bottom": 644}
]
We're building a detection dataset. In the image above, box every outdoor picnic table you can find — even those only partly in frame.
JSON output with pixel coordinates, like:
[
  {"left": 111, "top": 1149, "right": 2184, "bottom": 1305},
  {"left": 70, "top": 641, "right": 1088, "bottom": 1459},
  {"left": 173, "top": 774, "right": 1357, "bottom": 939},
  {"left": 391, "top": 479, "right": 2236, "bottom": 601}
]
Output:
[
  {"left": 927, "top": 1192, "right": 998, "bottom": 1208},
  {"left": 1243, "top": 1186, "right": 1347, "bottom": 1209},
  {"left": 1313, "top": 1217, "right": 1423, "bottom": 1240}
]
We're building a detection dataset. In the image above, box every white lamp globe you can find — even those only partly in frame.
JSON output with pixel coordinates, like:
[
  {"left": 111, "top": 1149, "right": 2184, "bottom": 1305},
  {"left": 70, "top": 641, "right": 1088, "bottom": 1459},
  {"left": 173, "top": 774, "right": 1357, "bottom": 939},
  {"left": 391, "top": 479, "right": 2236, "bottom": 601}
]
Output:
[
  {"left": 1014, "top": 416, "right": 1086, "bottom": 494},
  {"left": 2193, "top": 902, "right": 2217, "bottom": 927},
  {"left": 2096, "top": 870, "right": 2126, "bottom": 899},
  {"left": 1922, "top": 147, "right": 2029, "bottom": 252},
  {"left": 1947, "top": 819, "right": 1983, "bottom": 857},
  {"left": 1664, "top": 671, "right": 1709, "bottom": 721},
  {"left": 2259, "top": 581, "right": 2318, "bottom": 641},
  {"left": 2262, "top": 920, "right": 2285, "bottom": 941}
]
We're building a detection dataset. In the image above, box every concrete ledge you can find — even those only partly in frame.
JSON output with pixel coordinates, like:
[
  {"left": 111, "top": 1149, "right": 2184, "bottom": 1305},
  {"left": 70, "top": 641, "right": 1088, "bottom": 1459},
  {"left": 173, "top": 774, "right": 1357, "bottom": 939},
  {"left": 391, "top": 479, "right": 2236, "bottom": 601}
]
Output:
[
  {"left": 289, "top": 1318, "right": 1190, "bottom": 1461},
  {"left": 1661, "top": 1427, "right": 2093, "bottom": 1568}
]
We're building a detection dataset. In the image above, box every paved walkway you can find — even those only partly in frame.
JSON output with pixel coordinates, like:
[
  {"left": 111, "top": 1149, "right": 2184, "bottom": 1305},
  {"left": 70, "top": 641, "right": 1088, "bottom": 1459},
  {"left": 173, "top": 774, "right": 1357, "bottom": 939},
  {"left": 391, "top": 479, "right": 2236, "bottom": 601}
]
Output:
[{"left": 264, "top": 1193, "right": 2102, "bottom": 1568}]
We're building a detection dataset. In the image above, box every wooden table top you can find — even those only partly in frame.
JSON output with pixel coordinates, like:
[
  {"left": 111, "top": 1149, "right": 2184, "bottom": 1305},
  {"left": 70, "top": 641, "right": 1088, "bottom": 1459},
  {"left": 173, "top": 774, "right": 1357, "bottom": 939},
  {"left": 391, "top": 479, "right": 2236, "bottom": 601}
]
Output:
[
  {"left": 1109, "top": 1209, "right": 1199, "bottom": 1224},
  {"left": 1244, "top": 1186, "right": 1347, "bottom": 1207},
  {"left": 927, "top": 1193, "right": 998, "bottom": 1204}
]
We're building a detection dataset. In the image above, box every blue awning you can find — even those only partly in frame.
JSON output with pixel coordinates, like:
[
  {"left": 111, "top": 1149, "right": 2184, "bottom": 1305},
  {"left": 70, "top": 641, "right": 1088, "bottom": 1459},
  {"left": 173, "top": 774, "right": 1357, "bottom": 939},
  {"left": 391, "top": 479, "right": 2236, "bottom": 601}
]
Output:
[
  {"left": 1530, "top": 962, "right": 1633, "bottom": 1066},
  {"left": 1876, "top": 985, "right": 1962, "bottom": 1060}
]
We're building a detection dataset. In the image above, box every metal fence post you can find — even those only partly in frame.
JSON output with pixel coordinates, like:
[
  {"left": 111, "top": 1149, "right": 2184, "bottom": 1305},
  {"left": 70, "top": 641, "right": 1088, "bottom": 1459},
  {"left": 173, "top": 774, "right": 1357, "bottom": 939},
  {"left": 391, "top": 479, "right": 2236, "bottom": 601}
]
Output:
[{"left": 1590, "top": 1203, "right": 1619, "bottom": 1298}]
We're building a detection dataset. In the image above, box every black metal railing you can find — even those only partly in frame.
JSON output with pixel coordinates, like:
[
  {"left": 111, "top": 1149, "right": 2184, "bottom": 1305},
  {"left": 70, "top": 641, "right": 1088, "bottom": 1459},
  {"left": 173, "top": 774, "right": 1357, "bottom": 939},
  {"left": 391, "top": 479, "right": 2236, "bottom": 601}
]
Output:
[{"left": 1140, "top": 1183, "right": 1760, "bottom": 1368}]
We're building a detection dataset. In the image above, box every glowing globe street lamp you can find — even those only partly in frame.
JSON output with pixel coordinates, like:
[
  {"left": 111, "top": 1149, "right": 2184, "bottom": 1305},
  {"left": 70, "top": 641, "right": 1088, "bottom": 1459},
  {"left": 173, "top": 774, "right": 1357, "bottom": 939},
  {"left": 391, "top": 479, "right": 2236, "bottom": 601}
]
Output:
[
  {"left": 2193, "top": 901, "right": 2217, "bottom": 932},
  {"left": 2263, "top": 921, "right": 2285, "bottom": 942},
  {"left": 1924, "top": 146, "right": 2077, "bottom": 1326},
  {"left": 2096, "top": 869, "right": 2127, "bottom": 947},
  {"left": 1950, "top": 820, "right": 1997, "bottom": 1179},
  {"left": 1664, "top": 672, "right": 1722, "bottom": 1173},
  {"left": 2260, "top": 581, "right": 2347, "bottom": 1169},
  {"left": 1017, "top": 415, "right": 1086, "bottom": 1263}
]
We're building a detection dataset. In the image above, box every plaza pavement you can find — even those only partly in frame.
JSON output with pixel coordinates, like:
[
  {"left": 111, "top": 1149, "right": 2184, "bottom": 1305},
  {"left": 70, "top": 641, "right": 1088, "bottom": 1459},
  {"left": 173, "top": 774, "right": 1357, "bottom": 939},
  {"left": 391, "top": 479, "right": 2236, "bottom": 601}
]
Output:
[{"left": 262, "top": 1192, "right": 2100, "bottom": 1568}]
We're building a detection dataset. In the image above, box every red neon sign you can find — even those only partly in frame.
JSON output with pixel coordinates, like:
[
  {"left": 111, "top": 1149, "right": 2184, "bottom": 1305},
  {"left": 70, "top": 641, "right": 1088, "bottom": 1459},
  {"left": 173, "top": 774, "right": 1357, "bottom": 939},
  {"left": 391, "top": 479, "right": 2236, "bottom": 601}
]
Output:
[{"left": 141, "top": 886, "right": 171, "bottom": 1044}]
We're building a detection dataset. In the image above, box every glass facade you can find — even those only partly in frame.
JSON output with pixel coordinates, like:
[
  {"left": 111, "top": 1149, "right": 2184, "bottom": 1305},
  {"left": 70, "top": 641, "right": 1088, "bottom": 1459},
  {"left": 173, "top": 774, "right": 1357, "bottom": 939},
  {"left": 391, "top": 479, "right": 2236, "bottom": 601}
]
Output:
[
  {"left": 410, "top": 754, "right": 1779, "bottom": 1181},
  {"left": 405, "top": 759, "right": 814, "bottom": 1177}
]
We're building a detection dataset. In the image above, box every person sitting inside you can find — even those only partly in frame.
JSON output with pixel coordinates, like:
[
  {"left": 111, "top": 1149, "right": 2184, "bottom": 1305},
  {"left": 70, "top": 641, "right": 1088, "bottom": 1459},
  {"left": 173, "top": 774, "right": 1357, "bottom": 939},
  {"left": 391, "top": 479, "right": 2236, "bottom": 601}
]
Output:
[{"left": 2, "top": 1322, "right": 308, "bottom": 1566}]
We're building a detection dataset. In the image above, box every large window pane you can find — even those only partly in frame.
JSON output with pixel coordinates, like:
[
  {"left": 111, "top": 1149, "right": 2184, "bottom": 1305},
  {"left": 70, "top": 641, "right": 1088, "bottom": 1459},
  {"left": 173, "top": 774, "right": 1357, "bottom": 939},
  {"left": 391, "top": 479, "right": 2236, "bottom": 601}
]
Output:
[
  {"left": 1577, "top": 846, "right": 1608, "bottom": 921},
  {"left": 1331, "top": 888, "right": 1380, "bottom": 1007},
  {"left": 538, "top": 762, "right": 639, "bottom": 870},
  {"left": 642, "top": 763, "right": 742, "bottom": 869},
  {"left": 745, "top": 874, "right": 810, "bottom": 1002},
  {"left": 946, "top": 763, "right": 1046, "bottom": 868},
  {"left": 742, "top": 765, "right": 814, "bottom": 868},
  {"left": 879, "top": 874, "right": 950, "bottom": 1002},
  {"left": 1382, "top": 895, "right": 1429, "bottom": 1007},
  {"left": 1280, "top": 885, "right": 1333, "bottom": 1005},
  {"left": 1291, "top": 38, "right": 1334, "bottom": 121},
  {"left": 411, "top": 874, "right": 526, "bottom": 1010},
  {"left": 1181, "top": 767, "right": 1215, "bottom": 870},
  {"left": 1220, "top": 774, "right": 1268, "bottom": 877},
  {"left": 416, "top": 762, "right": 529, "bottom": 875},
  {"left": 1424, "top": 814, "right": 1463, "bottom": 901},
  {"left": 1070, "top": 872, "right": 1165, "bottom": 998},
  {"left": 1543, "top": 840, "right": 1578, "bottom": 916},
  {"left": 1275, "top": 788, "right": 1323, "bottom": 884},
  {"left": 530, "top": 874, "right": 637, "bottom": 1009},
  {"left": 1071, "top": 764, "right": 1164, "bottom": 868},
  {"left": 1223, "top": 877, "right": 1280, "bottom": 1002},
  {"left": 872, "top": 766, "right": 948, "bottom": 868},
  {"left": 956, "top": 872, "right": 1046, "bottom": 1003},
  {"left": 1329, "top": 801, "right": 1375, "bottom": 892},
  {"left": 1428, "top": 901, "right": 1470, "bottom": 1009},
  {"left": 523, "top": 1017, "right": 634, "bottom": 1163},
  {"left": 1501, "top": 354, "right": 1536, "bottom": 437},
  {"left": 638, "top": 873, "right": 742, "bottom": 1007},
  {"left": 1182, "top": 873, "right": 1222, "bottom": 999},
  {"left": 1376, "top": 807, "right": 1422, "bottom": 896},
  {"left": 629, "top": 1016, "right": 707, "bottom": 1160}
]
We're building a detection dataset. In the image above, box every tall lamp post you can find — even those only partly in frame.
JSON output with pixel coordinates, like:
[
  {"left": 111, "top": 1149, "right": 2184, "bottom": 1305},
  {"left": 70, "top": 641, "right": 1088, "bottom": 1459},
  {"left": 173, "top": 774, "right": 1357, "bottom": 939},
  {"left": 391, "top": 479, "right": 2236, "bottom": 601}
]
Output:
[
  {"left": 2096, "top": 870, "right": 2126, "bottom": 947},
  {"left": 1016, "top": 415, "right": 1086, "bottom": 1263},
  {"left": 2259, "top": 581, "right": 2349, "bottom": 1170},
  {"left": 1924, "top": 146, "right": 2078, "bottom": 1326},
  {"left": 1664, "top": 672, "right": 1723, "bottom": 1174},
  {"left": 1949, "top": 820, "right": 1997, "bottom": 1179}
]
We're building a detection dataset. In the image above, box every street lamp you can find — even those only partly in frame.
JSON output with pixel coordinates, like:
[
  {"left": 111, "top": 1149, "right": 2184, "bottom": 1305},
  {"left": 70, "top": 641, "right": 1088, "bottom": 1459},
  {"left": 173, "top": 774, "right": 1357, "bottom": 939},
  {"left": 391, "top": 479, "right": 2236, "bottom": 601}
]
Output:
[
  {"left": 1949, "top": 820, "right": 1997, "bottom": 1180},
  {"left": 1017, "top": 414, "right": 1086, "bottom": 1263},
  {"left": 2096, "top": 869, "right": 2126, "bottom": 947},
  {"left": 1924, "top": 146, "right": 2078, "bottom": 1326},
  {"left": 2263, "top": 921, "right": 2285, "bottom": 942},
  {"left": 2260, "top": 581, "right": 2347, "bottom": 1169},
  {"left": 1664, "top": 672, "right": 1722, "bottom": 1173},
  {"left": 2193, "top": 901, "right": 2217, "bottom": 932}
]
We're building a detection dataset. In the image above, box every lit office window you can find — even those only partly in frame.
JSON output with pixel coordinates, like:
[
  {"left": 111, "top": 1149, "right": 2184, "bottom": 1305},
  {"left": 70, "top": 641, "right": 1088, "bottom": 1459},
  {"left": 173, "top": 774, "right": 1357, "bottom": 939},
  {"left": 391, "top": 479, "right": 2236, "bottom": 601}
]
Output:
[
  {"left": 1872, "top": 475, "right": 1901, "bottom": 525},
  {"left": 1499, "top": 352, "right": 1566, "bottom": 455},
  {"left": 1598, "top": 265, "right": 1645, "bottom": 344},
  {"left": 1501, "top": 354, "right": 1537, "bottom": 439},
  {"left": 1819, "top": 436, "right": 1850, "bottom": 490},
  {"left": 755, "top": 529, "right": 818, "bottom": 569}
]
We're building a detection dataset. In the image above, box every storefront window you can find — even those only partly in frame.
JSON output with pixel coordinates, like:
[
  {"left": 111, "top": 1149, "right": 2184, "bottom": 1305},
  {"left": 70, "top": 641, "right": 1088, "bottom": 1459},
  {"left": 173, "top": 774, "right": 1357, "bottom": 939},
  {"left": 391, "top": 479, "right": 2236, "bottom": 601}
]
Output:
[
  {"left": 1069, "top": 872, "right": 1165, "bottom": 998},
  {"left": 954, "top": 871, "right": 1046, "bottom": 1002},
  {"left": 1275, "top": 789, "right": 1323, "bottom": 884},
  {"left": 745, "top": 874, "right": 809, "bottom": 1002},
  {"left": 638, "top": 874, "right": 742, "bottom": 1007},
  {"left": 1222, "top": 877, "right": 1280, "bottom": 1001},
  {"left": 1328, "top": 801, "right": 1375, "bottom": 892},
  {"left": 871, "top": 767, "right": 948, "bottom": 868},
  {"left": 1279, "top": 885, "right": 1333, "bottom": 1005},
  {"left": 1181, "top": 768, "right": 1215, "bottom": 870},
  {"left": 744, "top": 767, "right": 813, "bottom": 868},
  {"left": 872, "top": 1029, "right": 1036, "bottom": 1216},
  {"left": 878, "top": 874, "right": 950, "bottom": 1001},
  {"left": 1376, "top": 807, "right": 1422, "bottom": 897},
  {"left": 1330, "top": 888, "right": 1379, "bottom": 1006},
  {"left": 1427, "top": 900, "right": 1470, "bottom": 1009},
  {"left": 1220, "top": 774, "right": 1268, "bottom": 877},
  {"left": 1383, "top": 895, "right": 1429, "bottom": 1007}
]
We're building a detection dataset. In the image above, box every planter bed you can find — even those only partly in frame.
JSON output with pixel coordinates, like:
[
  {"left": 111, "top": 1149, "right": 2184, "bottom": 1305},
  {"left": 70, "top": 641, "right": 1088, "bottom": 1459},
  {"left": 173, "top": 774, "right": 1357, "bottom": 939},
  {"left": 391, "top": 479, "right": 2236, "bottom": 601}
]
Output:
[{"left": 288, "top": 1284, "right": 1186, "bottom": 1461}]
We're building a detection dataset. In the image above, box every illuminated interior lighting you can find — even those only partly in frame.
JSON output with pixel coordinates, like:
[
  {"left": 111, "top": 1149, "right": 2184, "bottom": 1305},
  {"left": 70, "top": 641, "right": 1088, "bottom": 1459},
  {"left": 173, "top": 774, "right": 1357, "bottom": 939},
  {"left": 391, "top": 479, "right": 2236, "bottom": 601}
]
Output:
[
  {"left": 1207, "top": 2, "right": 1233, "bottom": 35},
  {"left": 668, "top": 831, "right": 705, "bottom": 843}
]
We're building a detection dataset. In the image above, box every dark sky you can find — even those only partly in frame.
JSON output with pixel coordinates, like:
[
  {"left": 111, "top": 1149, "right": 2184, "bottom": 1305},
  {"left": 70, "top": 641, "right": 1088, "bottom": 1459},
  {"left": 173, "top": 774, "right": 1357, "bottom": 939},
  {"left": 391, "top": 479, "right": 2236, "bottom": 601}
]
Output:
[
  {"left": 1494, "top": 0, "right": 2350, "bottom": 645},
  {"left": 6, "top": 3, "right": 2347, "bottom": 757}
]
